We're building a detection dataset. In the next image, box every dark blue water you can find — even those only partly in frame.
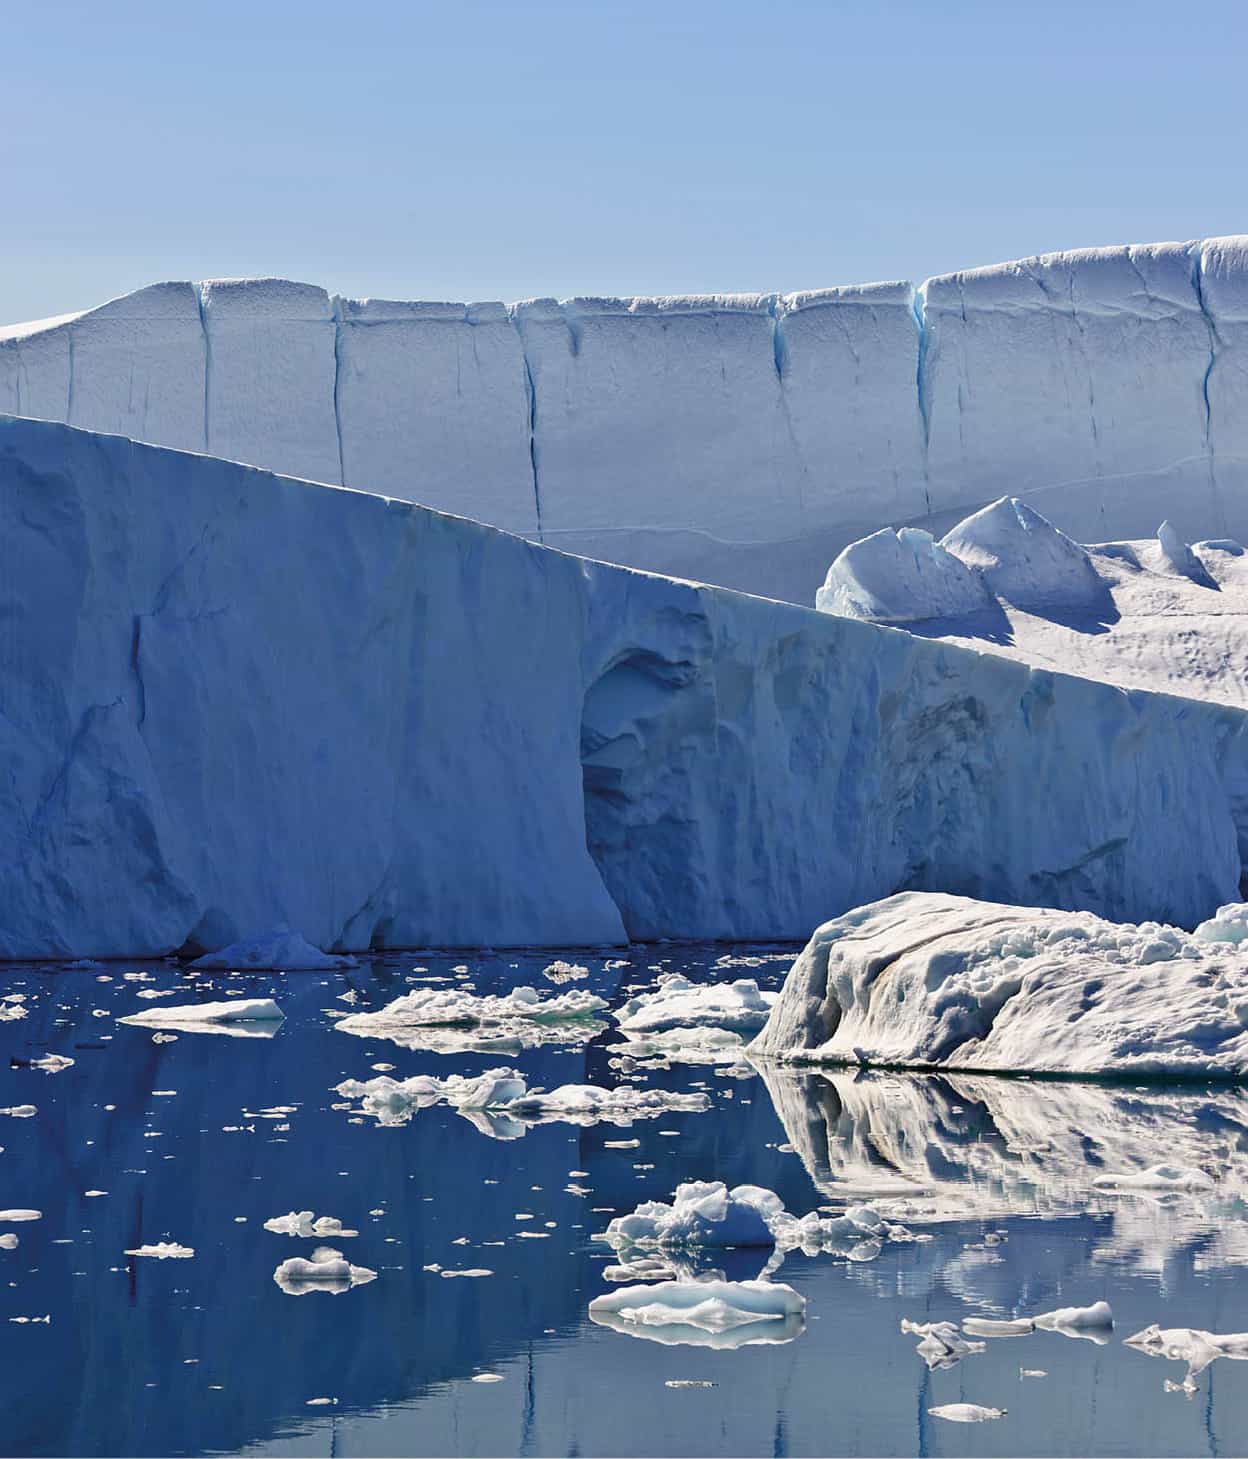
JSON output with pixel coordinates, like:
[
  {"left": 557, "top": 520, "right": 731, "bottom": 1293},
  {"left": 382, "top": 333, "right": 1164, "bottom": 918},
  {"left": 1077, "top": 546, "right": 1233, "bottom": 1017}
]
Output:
[{"left": 2, "top": 946, "right": 1247, "bottom": 1457}]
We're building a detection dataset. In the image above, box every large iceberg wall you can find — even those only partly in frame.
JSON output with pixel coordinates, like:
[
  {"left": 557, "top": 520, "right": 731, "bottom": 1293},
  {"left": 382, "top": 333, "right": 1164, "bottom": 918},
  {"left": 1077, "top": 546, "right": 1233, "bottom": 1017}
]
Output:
[
  {"left": 1, "top": 413, "right": 1246, "bottom": 958},
  {"left": 3, "top": 237, "right": 1245, "bottom": 601}
]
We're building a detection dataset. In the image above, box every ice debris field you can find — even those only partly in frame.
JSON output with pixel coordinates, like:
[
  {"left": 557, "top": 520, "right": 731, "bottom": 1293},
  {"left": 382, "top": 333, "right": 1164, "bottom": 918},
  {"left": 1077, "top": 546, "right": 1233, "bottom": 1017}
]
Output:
[{"left": 8, "top": 236, "right": 1248, "bottom": 1454}]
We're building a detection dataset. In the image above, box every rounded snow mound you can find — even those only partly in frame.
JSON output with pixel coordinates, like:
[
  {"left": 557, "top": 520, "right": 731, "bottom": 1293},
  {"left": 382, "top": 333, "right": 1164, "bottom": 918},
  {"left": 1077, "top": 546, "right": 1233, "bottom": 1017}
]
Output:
[{"left": 816, "top": 527, "right": 992, "bottom": 624}]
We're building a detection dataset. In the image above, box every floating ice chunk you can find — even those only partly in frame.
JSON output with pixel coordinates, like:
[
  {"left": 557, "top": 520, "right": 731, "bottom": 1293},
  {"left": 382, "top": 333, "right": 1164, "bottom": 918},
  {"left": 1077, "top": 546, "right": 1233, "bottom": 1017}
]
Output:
[
  {"left": 941, "top": 497, "right": 1106, "bottom": 611},
  {"left": 0, "top": 1234, "right": 16, "bottom": 1249},
  {"left": 119, "top": 998, "right": 284, "bottom": 1034},
  {"left": 264, "top": 1212, "right": 359, "bottom": 1239},
  {"left": 1091, "top": 1164, "right": 1215, "bottom": 1192},
  {"left": 602, "top": 1255, "right": 688, "bottom": 1283},
  {"left": 1193, "top": 903, "right": 1248, "bottom": 947},
  {"left": 601, "top": 1182, "right": 784, "bottom": 1248},
  {"left": 609, "top": 1027, "right": 752, "bottom": 1068},
  {"left": 963, "top": 1317, "right": 1035, "bottom": 1338},
  {"left": 273, "top": 1245, "right": 376, "bottom": 1294},
  {"left": 1125, "top": 1323, "right": 1248, "bottom": 1383},
  {"left": 0, "top": 1106, "right": 37, "bottom": 1118},
  {"left": 441, "top": 1268, "right": 493, "bottom": 1279},
  {"left": 0, "top": 1003, "right": 28, "bottom": 1022},
  {"left": 752, "top": 891, "right": 1248, "bottom": 1078},
  {"left": 588, "top": 1279, "right": 805, "bottom": 1349},
  {"left": 901, "top": 1318, "right": 986, "bottom": 1368},
  {"left": 189, "top": 928, "right": 356, "bottom": 970},
  {"left": 334, "top": 1067, "right": 708, "bottom": 1134},
  {"left": 928, "top": 1403, "right": 1005, "bottom": 1423},
  {"left": 816, "top": 527, "right": 992, "bottom": 623},
  {"left": 335, "top": 987, "right": 607, "bottom": 1048},
  {"left": 0, "top": 1210, "right": 40, "bottom": 1222},
  {"left": 29, "top": 1055, "right": 74, "bottom": 1074},
  {"left": 126, "top": 1242, "right": 194, "bottom": 1259},
  {"left": 615, "top": 976, "right": 776, "bottom": 1036},
  {"left": 1032, "top": 1301, "right": 1113, "bottom": 1338},
  {"left": 542, "top": 960, "right": 589, "bottom": 983},
  {"left": 471, "top": 1373, "right": 504, "bottom": 1383}
]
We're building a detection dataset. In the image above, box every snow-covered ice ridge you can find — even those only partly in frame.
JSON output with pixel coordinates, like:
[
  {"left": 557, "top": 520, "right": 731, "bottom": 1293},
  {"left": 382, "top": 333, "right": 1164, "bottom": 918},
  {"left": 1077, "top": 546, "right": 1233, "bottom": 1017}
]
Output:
[
  {"left": 4, "top": 237, "right": 1247, "bottom": 602},
  {"left": 3, "top": 413, "right": 1248, "bottom": 959}
]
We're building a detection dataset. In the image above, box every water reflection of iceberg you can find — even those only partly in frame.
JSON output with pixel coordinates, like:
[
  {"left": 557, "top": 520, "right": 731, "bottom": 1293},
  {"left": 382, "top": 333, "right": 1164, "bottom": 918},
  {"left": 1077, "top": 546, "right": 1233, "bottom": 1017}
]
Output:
[
  {"left": 588, "top": 1278, "right": 805, "bottom": 1349},
  {"left": 759, "top": 1064, "right": 1248, "bottom": 1271}
]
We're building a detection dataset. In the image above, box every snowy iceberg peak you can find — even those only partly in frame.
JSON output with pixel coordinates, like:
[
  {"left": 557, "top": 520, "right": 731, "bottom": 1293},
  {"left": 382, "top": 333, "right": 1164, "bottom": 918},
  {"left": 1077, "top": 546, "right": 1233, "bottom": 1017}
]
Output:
[{"left": 939, "top": 497, "right": 1108, "bottom": 612}]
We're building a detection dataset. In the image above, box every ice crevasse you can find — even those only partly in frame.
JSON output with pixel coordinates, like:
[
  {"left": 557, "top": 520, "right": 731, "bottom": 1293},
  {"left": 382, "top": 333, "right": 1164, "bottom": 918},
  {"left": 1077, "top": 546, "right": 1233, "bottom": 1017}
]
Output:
[{"left": 3, "top": 237, "right": 1248, "bottom": 602}]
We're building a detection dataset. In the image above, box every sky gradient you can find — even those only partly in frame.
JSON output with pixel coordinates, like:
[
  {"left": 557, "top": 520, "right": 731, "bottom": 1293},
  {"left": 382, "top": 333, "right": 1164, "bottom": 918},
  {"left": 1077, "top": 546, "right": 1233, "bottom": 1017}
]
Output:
[{"left": 4, "top": 0, "right": 1246, "bottom": 323}]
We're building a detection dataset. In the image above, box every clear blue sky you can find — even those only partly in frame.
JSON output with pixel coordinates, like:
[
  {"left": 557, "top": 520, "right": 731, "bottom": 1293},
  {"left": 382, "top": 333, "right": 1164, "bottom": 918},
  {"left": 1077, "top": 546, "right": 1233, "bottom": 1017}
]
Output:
[{"left": 4, "top": 0, "right": 1246, "bottom": 323}]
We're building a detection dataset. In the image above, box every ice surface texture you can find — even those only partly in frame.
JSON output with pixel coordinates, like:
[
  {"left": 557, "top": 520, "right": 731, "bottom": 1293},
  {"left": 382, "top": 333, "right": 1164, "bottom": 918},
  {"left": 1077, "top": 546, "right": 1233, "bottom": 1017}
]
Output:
[
  {"left": 3, "top": 239, "right": 1247, "bottom": 601},
  {"left": 2, "top": 415, "right": 1246, "bottom": 959},
  {"left": 752, "top": 891, "right": 1248, "bottom": 1077}
]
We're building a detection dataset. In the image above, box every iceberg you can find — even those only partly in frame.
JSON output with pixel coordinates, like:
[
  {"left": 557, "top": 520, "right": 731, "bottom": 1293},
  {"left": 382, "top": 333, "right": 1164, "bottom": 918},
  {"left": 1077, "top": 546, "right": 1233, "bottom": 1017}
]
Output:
[
  {"left": 816, "top": 528, "right": 993, "bottom": 624},
  {"left": 334, "top": 986, "right": 607, "bottom": 1037},
  {"left": 272, "top": 1245, "right": 376, "bottom": 1295},
  {"left": 600, "top": 1182, "right": 784, "bottom": 1249},
  {"left": 263, "top": 1212, "right": 358, "bottom": 1239},
  {"left": 751, "top": 891, "right": 1248, "bottom": 1078},
  {"left": 939, "top": 497, "right": 1108, "bottom": 612},
  {"left": 587, "top": 1278, "right": 805, "bottom": 1349},
  {"left": 614, "top": 977, "right": 777, "bottom": 1035},
  {"left": 118, "top": 998, "right": 284, "bottom": 1032},
  {"left": 927, "top": 1404, "right": 1005, "bottom": 1423},
  {"left": 900, "top": 1318, "right": 985, "bottom": 1369},
  {"left": 1125, "top": 1324, "right": 1248, "bottom": 1385},
  {"left": 2, "top": 412, "right": 1248, "bottom": 959}
]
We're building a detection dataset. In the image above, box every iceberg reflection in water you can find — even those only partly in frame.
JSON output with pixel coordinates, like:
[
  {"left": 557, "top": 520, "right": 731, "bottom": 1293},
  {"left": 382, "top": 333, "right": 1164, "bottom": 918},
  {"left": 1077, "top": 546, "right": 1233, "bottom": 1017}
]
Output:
[{"left": 4, "top": 948, "right": 1248, "bottom": 1457}]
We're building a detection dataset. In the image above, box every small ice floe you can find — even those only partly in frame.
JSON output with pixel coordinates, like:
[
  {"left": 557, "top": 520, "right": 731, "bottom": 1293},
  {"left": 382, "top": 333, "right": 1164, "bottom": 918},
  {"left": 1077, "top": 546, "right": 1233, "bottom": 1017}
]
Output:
[
  {"left": 135, "top": 989, "right": 177, "bottom": 1000},
  {"left": 0, "top": 1106, "right": 37, "bottom": 1118},
  {"left": 0, "top": 1210, "right": 41, "bottom": 1222},
  {"left": 118, "top": 998, "right": 284, "bottom": 1036},
  {"left": 602, "top": 1255, "right": 689, "bottom": 1283},
  {"left": 928, "top": 1403, "right": 1005, "bottom": 1423},
  {"left": 264, "top": 1212, "right": 358, "bottom": 1239},
  {"left": 1125, "top": 1324, "right": 1248, "bottom": 1388},
  {"left": 273, "top": 1246, "right": 377, "bottom": 1295},
  {"left": 901, "top": 1319, "right": 986, "bottom": 1369},
  {"left": 666, "top": 1379, "right": 717, "bottom": 1388},
  {"left": 27, "top": 1054, "right": 74, "bottom": 1074},
  {"left": 588, "top": 1278, "right": 805, "bottom": 1349},
  {"left": 125, "top": 1242, "right": 194, "bottom": 1259},
  {"left": 1032, "top": 1301, "right": 1113, "bottom": 1341},
  {"left": 471, "top": 1373, "right": 504, "bottom": 1383},
  {"left": 441, "top": 1268, "right": 493, "bottom": 1278},
  {"left": 963, "top": 1317, "right": 1035, "bottom": 1338},
  {"left": 334, "top": 987, "right": 608, "bottom": 1054},
  {"left": 9, "top": 1315, "right": 50, "bottom": 1325},
  {"left": 614, "top": 976, "right": 776, "bottom": 1036},
  {"left": 189, "top": 928, "right": 357, "bottom": 971},
  {"left": 1020, "top": 1368, "right": 1047, "bottom": 1379},
  {"left": 334, "top": 1067, "right": 709, "bottom": 1137},
  {"left": 542, "top": 961, "right": 588, "bottom": 984},
  {"left": 609, "top": 1026, "right": 753, "bottom": 1070},
  {"left": 1091, "top": 1165, "right": 1215, "bottom": 1193},
  {"left": 305, "top": 1397, "right": 338, "bottom": 1407},
  {"left": 0, "top": 1234, "right": 18, "bottom": 1249},
  {"left": 0, "top": 1003, "right": 28, "bottom": 1022}
]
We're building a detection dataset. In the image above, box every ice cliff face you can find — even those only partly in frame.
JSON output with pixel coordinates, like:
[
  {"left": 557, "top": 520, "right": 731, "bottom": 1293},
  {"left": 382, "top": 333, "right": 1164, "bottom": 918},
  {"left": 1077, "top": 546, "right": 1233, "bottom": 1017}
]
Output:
[
  {"left": 1, "top": 414, "right": 1247, "bottom": 959},
  {"left": 3, "top": 237, "right": 1245, "bottom": 602}
]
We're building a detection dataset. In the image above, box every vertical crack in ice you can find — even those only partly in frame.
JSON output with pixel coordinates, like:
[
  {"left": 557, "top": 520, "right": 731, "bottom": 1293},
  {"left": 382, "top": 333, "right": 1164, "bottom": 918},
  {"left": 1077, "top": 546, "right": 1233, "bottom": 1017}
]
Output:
[
  {"left": 130, "top": 615, "right": 147, "bottom": 729},
  {"left": 766, "top": 294, "right": 808, "bottom": 508},
  {"left": 766, "top": 294, "right": 789, "bottom": 382},
  {"left": 194, "top": 283, "right": 212, "bottom": 455},
  {"left": 509, "top": 310, "right": 545, "bottom": 542},
  {"left": 1189, "top": 241, "right": 1220, "bottom": 451},
  {"left": 910, "top": 283, "right": 932, "bottom": 513},
  {"left": 331, "top": 301, "right": 346, "bottom": 487}
]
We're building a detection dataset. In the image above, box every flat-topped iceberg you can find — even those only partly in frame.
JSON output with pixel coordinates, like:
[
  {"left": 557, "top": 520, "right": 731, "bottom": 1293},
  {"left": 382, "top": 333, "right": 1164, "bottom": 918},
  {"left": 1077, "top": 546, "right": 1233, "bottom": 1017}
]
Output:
[
  {"left": 119, "top": 998, "right": 284, "bottom": 1034},
  {"left": 587, "top": 1278, "right": 805, "bottom": 1348},
  {"left": 752, "top": 891, "right": 1248, "bottom": 1077},
  {"left": 614, "top": 976, "right": 776, "bottom": 1035}
]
